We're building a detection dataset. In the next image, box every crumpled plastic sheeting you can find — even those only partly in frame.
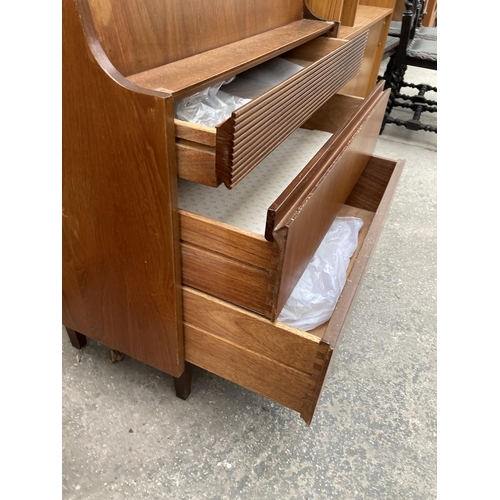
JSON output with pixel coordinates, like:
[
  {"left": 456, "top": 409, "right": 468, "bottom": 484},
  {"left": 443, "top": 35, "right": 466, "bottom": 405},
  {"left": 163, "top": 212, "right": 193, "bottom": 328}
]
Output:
[
  {"left": 174, "top": 58, "right": 304, "bottom": 127},
  {"left": 278, "top": 217, "right": 364, "bottom": 331},
  {"left": 174, "top": 78, "right": 251, "bottom": 127}
]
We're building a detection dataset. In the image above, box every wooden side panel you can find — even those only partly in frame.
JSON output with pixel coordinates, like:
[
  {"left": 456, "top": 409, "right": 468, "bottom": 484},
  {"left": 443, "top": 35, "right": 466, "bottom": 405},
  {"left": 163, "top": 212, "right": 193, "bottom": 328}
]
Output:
[
  {"left": 179, "top": 211, "right": 277, "bottom": 318},
  {"left": 175, "top": 120, "right": 216, "bottom": 148},
  {"left": 176, "top": 142, "right": 219, "bottom": 187},
  {"left": 179, "top": 211, "right": 273, "bottom": 269},
  {"left": 302, "top": 157, "right": 403, "bottom": 421},
  {"left": 344, "top": 155, "right": 397, "bottom": 212},
  {"left": 185, "top": 324, "right": 313, "bottom": 412},
  {"left": 87, "top": 0, "right": 304, "bottom": 76},
  {"left": 62, "top": 0, "right": 184, "bottom": 376},
  {"left": 181, "top": 244, "right": 272, "bottom": 316},
  {"left": 272, "top": 88, "right": 390, "bottom": 318},
  {"left": 324, "top": 157, "right": 404, "bottom": 346},
  {"left": 183, "top": 288, "right": 326, "bottom": 374},
  {"left": 183, "top": 288, "right": 332, "bottom": 421},
  {"left": 337, "top": 3, "right": 395, "bottom": 97}
]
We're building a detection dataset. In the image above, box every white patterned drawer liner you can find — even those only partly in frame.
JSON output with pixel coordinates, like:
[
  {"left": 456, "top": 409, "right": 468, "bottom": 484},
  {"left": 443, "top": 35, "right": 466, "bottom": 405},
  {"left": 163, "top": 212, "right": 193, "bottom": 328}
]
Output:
[{"left": 177, "top": 128, "right": 332, "bottom": 235}]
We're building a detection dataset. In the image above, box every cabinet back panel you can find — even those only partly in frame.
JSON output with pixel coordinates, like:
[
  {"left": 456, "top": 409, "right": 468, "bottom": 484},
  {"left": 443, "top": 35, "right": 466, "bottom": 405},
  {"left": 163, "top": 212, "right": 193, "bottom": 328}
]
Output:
[{"left": 87, "top": 0, "right": 304, "bottom": 76}]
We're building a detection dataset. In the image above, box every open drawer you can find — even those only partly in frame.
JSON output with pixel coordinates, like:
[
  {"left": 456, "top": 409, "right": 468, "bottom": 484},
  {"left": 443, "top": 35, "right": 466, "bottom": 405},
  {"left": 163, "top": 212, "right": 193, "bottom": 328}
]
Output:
[
  {"left": 173, "top": 31, "right": 369, "bottom": 189},
  {"left": 182, "top": 155, "right": 405, "bottom": 424},
  {"left": 178, "top": 81, "right": 390, "bottom": 321}
]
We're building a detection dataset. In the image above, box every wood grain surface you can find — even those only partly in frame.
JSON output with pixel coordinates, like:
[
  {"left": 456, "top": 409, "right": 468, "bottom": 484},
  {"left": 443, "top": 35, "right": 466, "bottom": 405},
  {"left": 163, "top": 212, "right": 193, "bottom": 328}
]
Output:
[
  {"left": 183, "top": 288, "right": 332, "bottom": 423},
  {"left": 88, "top": 0, "right": 304, "bottom": 77},
  {"left": 179, "top": 211, "right": 277, "bottom": 317},
  {"left": 181, "top": 244, "right": 273, "bottom": 316},
  {"left": 176, "top": 142, "right": 219, "bottom": 187},
  {"left": 182, "top": 156, "right": 403, "bottom": 423},
  {"left": 341, "top": 0, "right": 361, "bottom": 26},
  {"left": 216, "top": 33, "right": 368, "bottom": 188},
  {"left": 183, "top": 288, "right": 327, "bottom": 374},
  {"left": 338, "top": 14, "right": 390, "bottom": 97},
  {"left": 128, "top": 20, "right": 335, "bottom": 98},
  {"left": 338, "top": 4, "right": 393, "bottom": 39},
  {"left": 179, "top": 84, "right": 390, "bottom": 320},
  {"left": 179, "top": 211, "right": 273, "bottom": 269},
  {"left": 173, "top": 34, "right": 368, "bottom": 188},
  {"left": 175, "top": 120, "right": 216, "bottom": 148},
  {"left": 307, "top": 0, "right": 344, "bottom": 22},
  {"left": 271, "top": 86, "right": 390, "bottom": 318},
  {"left": 301, "top": 93, "right": 365, "bottom": 133},
  {"left": 63, "top": 0, "right": 184, "bottom": 376}
]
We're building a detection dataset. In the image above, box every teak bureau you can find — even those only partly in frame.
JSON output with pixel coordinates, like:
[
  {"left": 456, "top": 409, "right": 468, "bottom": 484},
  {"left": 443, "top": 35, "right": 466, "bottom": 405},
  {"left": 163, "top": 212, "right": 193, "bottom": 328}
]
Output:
[{"left": 63, "top": 0, "right": 402, "bottom": 424}]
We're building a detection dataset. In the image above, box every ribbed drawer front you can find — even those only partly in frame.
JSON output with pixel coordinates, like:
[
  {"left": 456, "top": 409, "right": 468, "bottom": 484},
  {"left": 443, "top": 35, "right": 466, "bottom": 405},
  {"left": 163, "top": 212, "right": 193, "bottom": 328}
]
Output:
[{"left": 215, "top": 31, "right": 369, "bottom": 188}]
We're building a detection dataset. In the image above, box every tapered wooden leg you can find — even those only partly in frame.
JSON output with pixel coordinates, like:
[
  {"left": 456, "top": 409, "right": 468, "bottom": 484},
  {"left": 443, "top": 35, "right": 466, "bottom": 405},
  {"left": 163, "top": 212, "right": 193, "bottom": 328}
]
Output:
[
  {"left": 173, "top": 362, "right": 193, "bottom": 400},
  {"left": 66, "top": 327, "right": 87, "bottom": 349}
]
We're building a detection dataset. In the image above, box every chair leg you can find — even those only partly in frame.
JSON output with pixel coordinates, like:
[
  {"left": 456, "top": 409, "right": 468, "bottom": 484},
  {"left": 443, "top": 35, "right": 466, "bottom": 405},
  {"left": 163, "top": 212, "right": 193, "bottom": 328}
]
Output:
[
  {"left": 380, "top": 59, "right": 411, "bottom": 134},
  {"left": 66, "top": 327, "right": 87, "bottom": 349},
  {"left": 173, "top": 362, "right": 193, "bottom": 400}
]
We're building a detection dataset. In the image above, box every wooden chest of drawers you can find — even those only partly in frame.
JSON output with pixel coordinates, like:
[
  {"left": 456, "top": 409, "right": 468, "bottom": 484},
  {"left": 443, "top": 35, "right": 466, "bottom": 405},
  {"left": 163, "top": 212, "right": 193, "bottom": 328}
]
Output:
[{"left": 63, "top": 0, "right": 400, "bottom": 425}]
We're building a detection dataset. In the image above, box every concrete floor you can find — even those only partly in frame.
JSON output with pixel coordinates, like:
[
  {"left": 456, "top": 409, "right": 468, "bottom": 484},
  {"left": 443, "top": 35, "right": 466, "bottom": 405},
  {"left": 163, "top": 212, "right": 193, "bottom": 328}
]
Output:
[{"left": 62, "top": 65, "right": 437, "bottom": 499}]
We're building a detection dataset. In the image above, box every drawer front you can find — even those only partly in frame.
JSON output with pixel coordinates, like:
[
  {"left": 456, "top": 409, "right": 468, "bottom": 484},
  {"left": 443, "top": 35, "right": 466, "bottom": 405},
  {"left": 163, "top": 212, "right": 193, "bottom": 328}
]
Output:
[
  {"left": 175, "top": 32, "right": 368, "bottom": 189},
  {"left": 269, "top": 84, "right": 390, "bottom": 318},
  {"left": 180, "top": 83, "right": 390, "bottom": 320},
  {"left": 216, "top": 32, "right": 368, "bottom": 188},
  {"left": 183, "top": 155, "right": 405, "bottom": 425}
]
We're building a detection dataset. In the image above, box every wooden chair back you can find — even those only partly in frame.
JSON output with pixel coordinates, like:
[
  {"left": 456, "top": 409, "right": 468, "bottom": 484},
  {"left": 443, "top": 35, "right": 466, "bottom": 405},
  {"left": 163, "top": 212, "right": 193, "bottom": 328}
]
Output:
[{"left": 394, "top": 0, "right": 424, "bottom": 63}]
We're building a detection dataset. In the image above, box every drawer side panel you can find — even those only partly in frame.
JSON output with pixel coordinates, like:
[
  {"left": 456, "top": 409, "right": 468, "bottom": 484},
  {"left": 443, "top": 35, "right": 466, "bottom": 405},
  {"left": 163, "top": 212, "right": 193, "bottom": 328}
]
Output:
[{"left": 183, "top": 288, "right": 332, "bottom": 420}]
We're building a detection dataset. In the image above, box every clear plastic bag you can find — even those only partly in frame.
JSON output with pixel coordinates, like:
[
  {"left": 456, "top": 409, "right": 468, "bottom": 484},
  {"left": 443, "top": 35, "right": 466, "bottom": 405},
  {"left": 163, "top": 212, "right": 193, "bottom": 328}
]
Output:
[
  {"left": 277, "top": 217, "right": 364, "bottom": 331},
  {"left": 174, "top": 58, "right": 304, "bottom": 127},
  {"left": 174, "top": 77, "right": 251, "bottom": 127}
]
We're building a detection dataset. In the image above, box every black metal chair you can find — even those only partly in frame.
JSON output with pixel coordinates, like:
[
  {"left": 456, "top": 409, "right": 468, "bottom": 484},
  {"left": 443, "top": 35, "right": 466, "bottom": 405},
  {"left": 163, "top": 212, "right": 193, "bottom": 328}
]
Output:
[{"left": 380, "top": 0, "right": 437, "bottom": 133}]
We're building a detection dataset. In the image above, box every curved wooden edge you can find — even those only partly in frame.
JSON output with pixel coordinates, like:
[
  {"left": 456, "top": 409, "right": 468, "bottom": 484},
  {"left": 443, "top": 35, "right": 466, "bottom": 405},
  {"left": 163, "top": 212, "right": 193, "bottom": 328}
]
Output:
[
  {"left": 303, "top": 0, "right": 341, "bottom": 37},
  {"left": 74, "top": 0, "right": 171, "bottom": 99}
]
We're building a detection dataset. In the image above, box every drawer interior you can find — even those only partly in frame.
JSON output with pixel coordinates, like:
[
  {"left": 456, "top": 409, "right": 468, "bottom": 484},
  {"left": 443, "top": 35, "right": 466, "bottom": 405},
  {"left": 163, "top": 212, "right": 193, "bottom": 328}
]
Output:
[
  {"left": 178, "top": 83, "right": 389, "bottom": 320},
  {"left": 182, "top": 155, "right": 404, "bottom": 425},
  {"left": 177, "top": 86, "right": 379, "bottom": 235},
  {"left": 174, "top": 33, "right": 369, "bottom": 188}
]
